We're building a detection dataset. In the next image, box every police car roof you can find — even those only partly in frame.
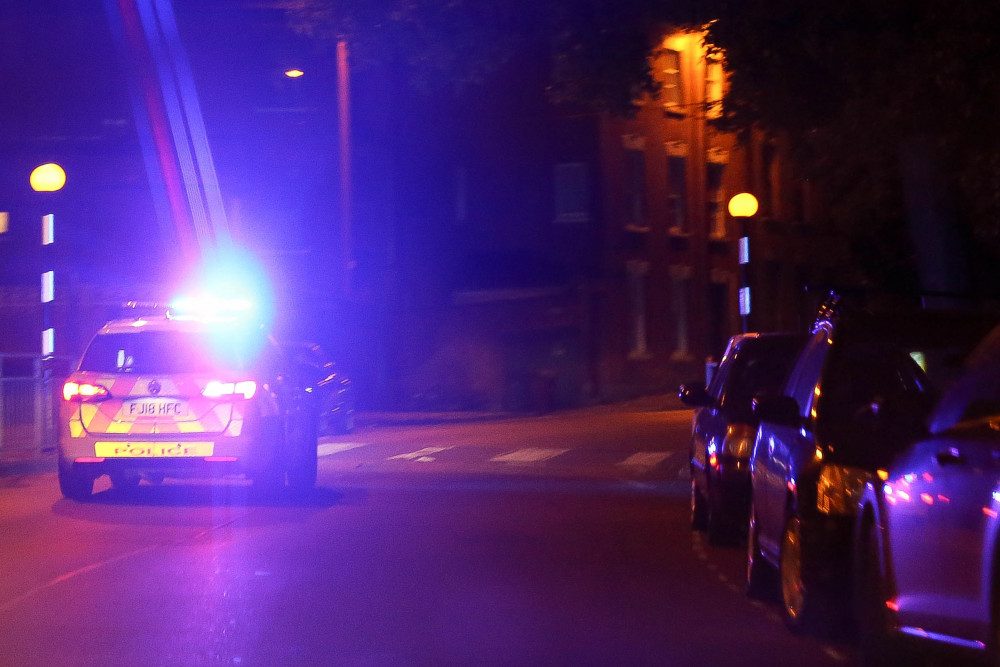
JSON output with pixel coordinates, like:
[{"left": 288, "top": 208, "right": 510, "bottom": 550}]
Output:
[{"left": 97, "top": 315, "right": 241, "bottom": 335}]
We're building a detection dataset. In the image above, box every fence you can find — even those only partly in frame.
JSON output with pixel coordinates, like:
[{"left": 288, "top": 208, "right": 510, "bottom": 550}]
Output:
[{"left": 0, "top": 355, "right": 71, "bottom": 456}]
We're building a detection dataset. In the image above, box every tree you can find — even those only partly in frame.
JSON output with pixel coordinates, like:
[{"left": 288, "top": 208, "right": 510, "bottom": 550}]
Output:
[
  {"left": 284, "top": 0, "right": 696, "bottom": 115},
  {"left": 702, "top": 0, "right": 1000, "bottom": 294}
]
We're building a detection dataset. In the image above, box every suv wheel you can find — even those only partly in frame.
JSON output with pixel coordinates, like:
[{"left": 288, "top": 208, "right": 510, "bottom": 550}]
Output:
[
  {"left": 746, "top": 498, "right": 773, "bottom": 599},
  {"left": 707, "top": 477, "right": 739, "bottom": 546},
  {"left": 58, "top": 457, "right": 94, "bottom": 501},
  {"left": 855, "top": 510, "right": 897, "bottom": 664},
  {"left": 780, "top": 514, "right": 822, "bottom": 632},
  {"left": 690, "top": 476, "right": 708, "bottom": 531}
]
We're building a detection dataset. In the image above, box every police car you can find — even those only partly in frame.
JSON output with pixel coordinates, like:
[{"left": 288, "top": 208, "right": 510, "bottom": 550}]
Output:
[{"left": 57, "top": 300, "right": 318, "bottom": 500}]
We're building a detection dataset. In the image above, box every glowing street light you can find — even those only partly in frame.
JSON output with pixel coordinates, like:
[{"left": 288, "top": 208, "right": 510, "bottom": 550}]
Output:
[
  {"left": 31, "top": 162, "right": 65, "bottom": 358},
  {"left": 728, "top": 192, "right": 758, "bottom": 333},
  {"left": 283, "top": 68, "right": 304, "bottom": 79},
  {"left": 29, "top": 163, "right": 66, "bottom": 193},
  {"left": 31, "top": 162, "right": 66, "bottom": 448}
]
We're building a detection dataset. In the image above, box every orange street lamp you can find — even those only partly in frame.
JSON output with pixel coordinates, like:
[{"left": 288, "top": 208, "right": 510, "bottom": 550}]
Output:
[
  {"left": 728, "top": 192, "right": 758, "bottom": 333},
  {"left": 284, "top": 69, "right": 304, "bottom": 79}
]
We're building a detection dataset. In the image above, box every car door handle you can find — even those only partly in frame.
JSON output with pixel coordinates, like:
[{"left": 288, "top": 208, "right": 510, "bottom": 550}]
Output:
[{"left": 936, "top": 448, "right": 967, "bottom": 466}]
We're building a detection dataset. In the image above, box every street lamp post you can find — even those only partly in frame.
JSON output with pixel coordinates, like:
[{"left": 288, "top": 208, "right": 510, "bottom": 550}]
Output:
[
  {"left": 728, "top": 192, "right": 758, "bottom": 334},
  {"left": 30, "top": 162, "right": 66, "bottom": 449}
]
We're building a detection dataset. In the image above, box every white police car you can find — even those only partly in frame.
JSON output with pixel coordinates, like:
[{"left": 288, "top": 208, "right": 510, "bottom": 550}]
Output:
[{"left": 57, "top": 300, "right": 318, "bottom": 500}]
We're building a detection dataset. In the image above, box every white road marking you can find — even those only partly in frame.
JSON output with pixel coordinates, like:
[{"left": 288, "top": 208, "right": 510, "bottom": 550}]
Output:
[
  {"left": 616, "top": 452, "right": 673, "bottom": 468},
  {"left": 388, "top": 447, "right": 452, "bottom": 461},
  {"left": 490, "top": 448, "right": 569, "bottom": 463},
  {"left": 318, "top": 442, "right": 368, "bottom": 457}
]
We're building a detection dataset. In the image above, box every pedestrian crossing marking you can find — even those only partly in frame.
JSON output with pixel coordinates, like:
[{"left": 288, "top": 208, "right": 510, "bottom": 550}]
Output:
[
  {"left": 318, "top": 442, "right": 368, "bottom": 457},
  {"left": 616, "top": 452, "right": 672, "bottom": 468},
  {"left": 490, "top": 448, "right": 570, "bottom": 463},
  {"left": 388, "top": 447, "right": 452, "bottom": 461}
]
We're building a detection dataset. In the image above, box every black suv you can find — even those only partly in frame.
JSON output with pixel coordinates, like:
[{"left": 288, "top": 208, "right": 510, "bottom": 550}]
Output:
[{"left": 746, "top": 295, "right": 996, "bottom": 631}]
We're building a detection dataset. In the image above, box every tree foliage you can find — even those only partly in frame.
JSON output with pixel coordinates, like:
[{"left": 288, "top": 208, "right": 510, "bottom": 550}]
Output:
[
  {"left": 702, "top": 0, "right": 1000, "bottom": 282},
  {"left": 286, "top": 0, "right": 1000, "bottom": 288},
  {"left": 284, "top": 0, "right": 695, "bottom": 115}
]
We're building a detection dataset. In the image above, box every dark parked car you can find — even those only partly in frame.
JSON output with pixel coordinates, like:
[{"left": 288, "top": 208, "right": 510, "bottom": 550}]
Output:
[
  {"left": 747, "top": 296, "right": 996, "bottom": 631},
  {"left": 680, "top": 332, "right": 807, "bottom": 545},
  {"left": 855, "top": 327, "right": 1000, "bottom": 664},
  {"left": 281, "top": 342, "right": 355, "bottom": 435}
]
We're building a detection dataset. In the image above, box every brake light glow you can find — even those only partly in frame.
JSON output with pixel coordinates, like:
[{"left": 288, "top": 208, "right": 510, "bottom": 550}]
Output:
[
  {"left": 63, "top": 381, "right": 111, "bottom": 402},
  {"left": 202, "top": 380, "right": 256, "bottom": 399}
]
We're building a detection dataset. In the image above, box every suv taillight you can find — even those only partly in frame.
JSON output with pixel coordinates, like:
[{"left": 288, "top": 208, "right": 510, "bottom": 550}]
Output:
[
  {"left": 63, "top": 382, "right": 110, "bottom": 402},
  {"left": 202, "top": 380, "right": 257, "bottom": 400}
]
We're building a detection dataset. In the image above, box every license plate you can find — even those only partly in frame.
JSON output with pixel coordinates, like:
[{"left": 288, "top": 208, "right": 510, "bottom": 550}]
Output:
[
  {"left": 95, "top": 442, "right": 214, "bottom": 457},
  {"left": 124, "top": 399, "right": 188, "bottom": 419}
]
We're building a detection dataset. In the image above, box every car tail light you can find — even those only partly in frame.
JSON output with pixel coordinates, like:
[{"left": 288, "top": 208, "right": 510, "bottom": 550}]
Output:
[
  {"left": 202, "top": 380, "right": 257, "bottom": 399},
  {"left": 722, "top": 423, "right": 755, "bottom": 458},
  {"left": 63, "top": 381, "right": 110, "bottom": 402}
]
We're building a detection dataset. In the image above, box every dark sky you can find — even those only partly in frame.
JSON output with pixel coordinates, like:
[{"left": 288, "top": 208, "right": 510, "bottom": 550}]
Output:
[{"left": 0, "top": 1, "right": 337, "bottom": 283}]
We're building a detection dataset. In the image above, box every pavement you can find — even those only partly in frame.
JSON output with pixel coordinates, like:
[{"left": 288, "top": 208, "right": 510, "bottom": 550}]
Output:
[{"left": 0, "top": 393, "right": 686, "bottom": 478}]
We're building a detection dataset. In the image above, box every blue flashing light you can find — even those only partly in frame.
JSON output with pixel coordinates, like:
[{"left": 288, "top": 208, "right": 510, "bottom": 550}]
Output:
[
  {"left": 173, "top": 248, "right": 276, "bottom": 326},
  {"left": 169, "top": 295, "right": 255, "bottom": 322}
]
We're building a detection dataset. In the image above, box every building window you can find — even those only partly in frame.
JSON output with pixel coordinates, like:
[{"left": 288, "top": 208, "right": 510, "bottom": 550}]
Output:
[
  {"left": 554, "top": 162, "right": 589, "bottom": 223},
  {"left": 622, "top": 135, "right": 647, "bottom": 231},
  {"left": 666, "top": 141, "right": 688, "bottom": 234},
  {"left": 626, "top": 260, "right": 651, "bottom": 359},
  {"left": 705, "top": 57, "right": 723, "bottom": 120},
  {"left": 660, "top": 49, "right": 683, "bottom": 114},
  {"left": 670, "top": 265, "right": 692, "bottom": 361},
  {"left": 706, "top": 148, "right": 728, "bottom": 238}
]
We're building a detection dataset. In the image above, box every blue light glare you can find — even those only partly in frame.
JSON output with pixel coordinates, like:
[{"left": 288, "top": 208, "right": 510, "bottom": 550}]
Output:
[{"left": 175, "top": 248, "right": 276, "bottom": 325}]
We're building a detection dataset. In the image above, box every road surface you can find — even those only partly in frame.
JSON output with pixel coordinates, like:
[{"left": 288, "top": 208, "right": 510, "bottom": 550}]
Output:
[{"left": 0, "top": 402, "right": 853, "bottom": 665}]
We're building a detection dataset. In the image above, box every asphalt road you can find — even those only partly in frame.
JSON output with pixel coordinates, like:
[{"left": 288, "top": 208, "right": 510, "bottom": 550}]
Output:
[{"left": 0, "top": 403, "right": 854, "bottom": 666}]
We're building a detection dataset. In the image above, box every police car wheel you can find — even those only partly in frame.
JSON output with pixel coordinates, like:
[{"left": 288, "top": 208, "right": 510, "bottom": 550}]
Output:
[{"left": 58, "top": 457, "right": 94, "bottom": 501}]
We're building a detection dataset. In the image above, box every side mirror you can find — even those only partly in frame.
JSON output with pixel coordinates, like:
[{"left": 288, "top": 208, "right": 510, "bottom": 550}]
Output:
[
  {"left": 679, "top": 382, "right": 714, "bottom": 408},
  {"left": 753, "top": 394, "right": 801, "bottom": 426}
]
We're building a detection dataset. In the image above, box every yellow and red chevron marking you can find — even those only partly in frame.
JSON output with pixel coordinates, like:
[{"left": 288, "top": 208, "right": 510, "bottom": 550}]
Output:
[{"left": 72, "top": 373, "right": 237, "bottom": 436}]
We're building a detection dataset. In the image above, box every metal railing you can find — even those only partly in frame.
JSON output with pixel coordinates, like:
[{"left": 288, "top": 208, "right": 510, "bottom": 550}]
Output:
[{"left": 0, "top": 355, "right": 71, "bottom": 455}]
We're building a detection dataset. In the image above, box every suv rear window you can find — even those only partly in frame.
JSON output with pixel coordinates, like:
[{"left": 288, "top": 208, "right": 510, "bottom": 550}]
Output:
[{"left": 79, "top": 331, "right": 248, "bottom": 374}]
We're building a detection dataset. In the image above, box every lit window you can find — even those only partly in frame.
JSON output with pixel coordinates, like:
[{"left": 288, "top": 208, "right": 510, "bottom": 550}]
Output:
[
  {"left": 706, "top": 57, "right": 724, "bottom": 120},
  {"left": 660, "top": 49, "right": 683, "bottom": 113},
  {"left": 706, "top": 148, "right": 729, "bottom": 238},
  {"left": 666, "top": 142, "right": 688, "bottom": 233}
]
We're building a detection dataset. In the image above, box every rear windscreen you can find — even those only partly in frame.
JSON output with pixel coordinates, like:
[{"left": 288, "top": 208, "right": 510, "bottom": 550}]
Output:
[{"left": 79, "top": 331, "right": 252, "bottom": 374}]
